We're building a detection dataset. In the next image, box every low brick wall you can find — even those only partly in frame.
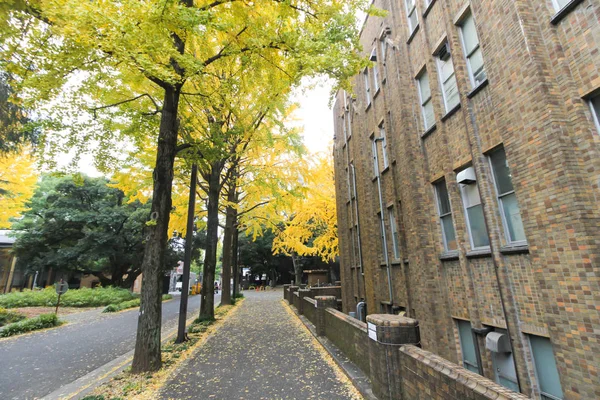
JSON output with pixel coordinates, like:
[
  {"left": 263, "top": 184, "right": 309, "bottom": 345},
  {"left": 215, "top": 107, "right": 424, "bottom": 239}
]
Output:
[
  {"left": 293, "top": 292, "right": 301, "bottom": 309},
  {"left": 303, "top": 297, "right": 316, "bottom": 325},
  {"left": 399, "top": 346, "right": 530, "bottom": 400},
  {"left": 308, "top": 286, "right": 341, "bottom": 300},
  {"left": 324, "top": 308, "right": 370, "bottom": 375}
]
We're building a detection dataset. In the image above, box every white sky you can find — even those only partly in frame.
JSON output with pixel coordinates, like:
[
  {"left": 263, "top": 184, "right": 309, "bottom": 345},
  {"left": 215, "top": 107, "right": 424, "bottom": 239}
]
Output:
[{"left": 62, "top": 80, "right": 335, "bottom": 176}]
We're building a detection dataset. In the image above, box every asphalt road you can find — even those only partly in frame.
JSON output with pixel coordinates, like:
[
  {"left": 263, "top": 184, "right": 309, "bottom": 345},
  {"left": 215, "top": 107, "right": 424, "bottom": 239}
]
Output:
[{"left": 0, "top": 293, "right": 218, "bottom": 400}]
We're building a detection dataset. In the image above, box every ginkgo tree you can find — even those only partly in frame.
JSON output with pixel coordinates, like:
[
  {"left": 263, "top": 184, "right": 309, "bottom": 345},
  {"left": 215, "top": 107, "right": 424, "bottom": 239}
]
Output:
[
  {"left": 0, "top": 148, "right": 38, "bottom": 228},
  {"left": 1, "top": 0, "right": 369, "bottom": 372},
  {"left": 271, "top": 153, "right": 338, "bottom": 283}
]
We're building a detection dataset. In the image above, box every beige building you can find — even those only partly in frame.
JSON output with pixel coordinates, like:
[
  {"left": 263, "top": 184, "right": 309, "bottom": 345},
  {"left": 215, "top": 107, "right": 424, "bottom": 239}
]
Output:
[{"left": 332, "top": 0, "right": 599, "bottom": 399}]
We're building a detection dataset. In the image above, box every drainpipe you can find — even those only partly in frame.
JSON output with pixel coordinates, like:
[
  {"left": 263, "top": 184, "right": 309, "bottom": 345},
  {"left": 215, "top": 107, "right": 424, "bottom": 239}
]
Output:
[
  {"left": 356, "top": 301, "right": 366, "bottom": 322},
  {"left": 373, "top": 138, "right": 393, "bottom": 306}
]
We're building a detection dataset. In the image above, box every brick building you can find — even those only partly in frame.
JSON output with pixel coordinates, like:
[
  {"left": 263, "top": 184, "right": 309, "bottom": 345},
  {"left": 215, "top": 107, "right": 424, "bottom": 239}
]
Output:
[{"left": 332, "top": 1, "right": 599, "bottom": 399}]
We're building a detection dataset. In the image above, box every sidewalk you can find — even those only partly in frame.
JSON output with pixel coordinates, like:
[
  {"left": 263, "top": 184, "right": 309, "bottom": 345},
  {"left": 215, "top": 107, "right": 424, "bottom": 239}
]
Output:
[{"left": 159, "top": 289, "right": 362, "bottom": 400}]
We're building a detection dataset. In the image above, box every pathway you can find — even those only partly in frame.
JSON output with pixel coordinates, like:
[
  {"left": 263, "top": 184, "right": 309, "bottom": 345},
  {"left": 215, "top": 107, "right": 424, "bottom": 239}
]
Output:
[{"left": 160, "top": 290, "right": 361, "bottom": 400}]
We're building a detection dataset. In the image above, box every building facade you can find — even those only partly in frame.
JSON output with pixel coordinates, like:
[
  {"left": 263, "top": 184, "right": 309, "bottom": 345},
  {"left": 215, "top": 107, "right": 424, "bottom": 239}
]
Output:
[{"left": 332, "top": 1, "right": 599, "bottom": 399}]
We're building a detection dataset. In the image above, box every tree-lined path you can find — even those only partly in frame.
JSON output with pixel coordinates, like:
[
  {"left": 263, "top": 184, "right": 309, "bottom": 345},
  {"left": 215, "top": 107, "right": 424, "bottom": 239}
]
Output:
[
  {"left": 0, "top": 294, "right": 218, "bottom": 400},
  {"left": 160, "top": 290, "right": 361, "bottom": 400}
]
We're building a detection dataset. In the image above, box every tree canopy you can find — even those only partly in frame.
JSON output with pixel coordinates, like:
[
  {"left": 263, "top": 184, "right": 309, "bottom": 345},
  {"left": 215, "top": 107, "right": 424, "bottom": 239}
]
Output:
[
  {"left": 0, "top": 148, "right": 38, "bottom": 227},
  {"left": 10, "top": 175, "right": 171, "bottom": 287}
]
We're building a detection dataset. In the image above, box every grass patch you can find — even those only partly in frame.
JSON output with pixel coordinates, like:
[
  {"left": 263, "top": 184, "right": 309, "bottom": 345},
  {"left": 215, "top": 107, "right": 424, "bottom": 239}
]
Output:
[
  {"left": 102, "top": 294, "right": 174, "bottom": 313},
  {"left": 0, "top": 313, "right": 62, "bottom": 338},
  {"left": 0, "top": 307, "right": 26, "bottom": 327},
  {"left": 0, "top": 287, "right": 138, "bottom": 308},
  {"left": 88, "top": 298, "right": 243, "bottom": 400}
]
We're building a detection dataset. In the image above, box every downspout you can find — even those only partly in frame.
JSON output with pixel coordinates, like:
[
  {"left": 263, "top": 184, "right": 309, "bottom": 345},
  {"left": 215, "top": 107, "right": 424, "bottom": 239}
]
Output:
[{"left": 373, "top": 138, "right": 393, "bottom": 306}]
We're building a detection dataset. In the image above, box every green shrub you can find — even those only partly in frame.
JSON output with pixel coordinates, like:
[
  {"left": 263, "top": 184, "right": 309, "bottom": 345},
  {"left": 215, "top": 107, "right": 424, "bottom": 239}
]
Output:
[
  {"left": 0, "top": 286, "right": 138, "bottom": 308},
  {"left": 0, "top": 313, "right": 62, "bottom": 337},
  {"left": 102, "top": 298, "right": 140, "bottom": 313},
  {"left": 162, "top": 294, "right": 173, "bottom": 301},
  {"left": 233, "top": 292, "right": 244, "bottom": 299},
  {"left": 0, "top": 308, "right": 26, "bottom": 327}
]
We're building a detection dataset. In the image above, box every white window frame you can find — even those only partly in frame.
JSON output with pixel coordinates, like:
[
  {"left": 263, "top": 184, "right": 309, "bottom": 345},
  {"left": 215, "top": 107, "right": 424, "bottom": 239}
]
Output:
[
  {"left": 378, "top": 212, "right": 387, "bottom": 260},
  {"left": 363, "top": 68, "right": 372, "bottom": 107},
  {"left": 405, "top": 0, "right": 418, "bottom": 34},
  {"left": 379, "top": 122, "right": 389, "bottom": 169},
  {"left": 435, "top": 44, "right": 460, "bottom": 112},
  {"left": 588, "top": 93, "right": 600, "bottom": 134},
  {"left": 434, "top": 180, "right": 458, "bottom": 252},
  {"left": 458, "top": 13, "right": 486, "bottom": 88},
  {"left": 459, "top": 177, "right": 490, "bottom": 250},
  {"left": 487, "top": 148, "right": 527, "bottom": 246},
  {"left": 550, "top": 0, "right": 571, "bottom": 12},
  {"left": 388, "top": 206, "right": 401, "bottom": 260},
  {"left": 371, "top": 49, "right": 380, "bottom": 93},
  {"left": 528, "top": 335, "right": 564, "bottom": 400},
  {"left": 417, "top": 71, "right": 434, "bottom": 130}
]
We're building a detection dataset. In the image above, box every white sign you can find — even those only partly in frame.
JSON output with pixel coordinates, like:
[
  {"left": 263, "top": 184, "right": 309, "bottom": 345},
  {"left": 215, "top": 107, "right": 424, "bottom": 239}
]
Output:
[{"left": 368, "top": 322, "right": 377, "bottom": 341}]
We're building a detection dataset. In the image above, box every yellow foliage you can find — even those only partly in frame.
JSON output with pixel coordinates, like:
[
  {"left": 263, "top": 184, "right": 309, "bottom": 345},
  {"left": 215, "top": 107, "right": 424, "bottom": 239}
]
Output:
[
  {"left": 271, "top": 153, "right": 338, "bottom": 262},
  {"left": 0, "top": 149, "right": 38, "bottom": 228}
]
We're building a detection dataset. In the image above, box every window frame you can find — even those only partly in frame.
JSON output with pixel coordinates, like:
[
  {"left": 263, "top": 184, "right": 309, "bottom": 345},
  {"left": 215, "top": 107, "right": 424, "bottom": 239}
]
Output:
[
  {"left": 404, "top": 0, "right": 419, "bottom": 34},
  {"left": 588, "top": 93, "right": 600, "bottom": 134},
  {"left": 487, "top": 148, "right": 527, "bottom": 246},
  {"left": 457, "top": 12, "right": 486, "bottom": 89},
  {"left": 434, "top": 179, "right": 458, "bottom": 253},
  {"left": 417, "top": 70, "right": 435, "bottom": 131},
  {"left": 528, "top": 335, "right": 564, "bottom": 400},
  {"left": 456, "top": 320, "right": 481, "bottom": 374},
  {"left": 435, "top": 43, "right": 460, "bottom": 112},
  {"left": 363, "top": 68, "right": 372, "bottom": 107},
  {"left": 457, "top": 169, "right": 490, "bottom": 250},
  {"left": 371, "top": 48, "right": 380, "bottom": 93},
  {"left": 379, "top": 122, "right": 389, "bottom": 169},
  {"left": 551, "top": 0, "right": 572, "bottom": 12},
  {"left": 388, "top": 206, "right": 401, "bottom": 260}
]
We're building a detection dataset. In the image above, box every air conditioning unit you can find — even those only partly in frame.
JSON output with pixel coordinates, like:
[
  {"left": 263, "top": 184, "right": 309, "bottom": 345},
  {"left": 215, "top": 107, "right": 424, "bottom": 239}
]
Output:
[
  {"left": 457, "top": 167, "right": 477, "bottom": 184},
  {"left": 486, "top": 331, "right": 512, "bottom": 353}
]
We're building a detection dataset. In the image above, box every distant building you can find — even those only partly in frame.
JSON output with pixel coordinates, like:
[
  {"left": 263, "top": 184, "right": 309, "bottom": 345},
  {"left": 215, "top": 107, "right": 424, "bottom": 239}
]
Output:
[
  {"left": 0, "top": 230, "right": 20, "bottom": 293},
  {"left": 332, "top": 1, "right": 599, "bottom": 399}
]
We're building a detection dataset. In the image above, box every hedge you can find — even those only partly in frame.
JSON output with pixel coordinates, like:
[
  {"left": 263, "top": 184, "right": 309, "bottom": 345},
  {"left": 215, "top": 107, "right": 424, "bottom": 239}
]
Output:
[
  {"left": 0, "top": 313, "right": 62, "bottom": 337},
  {"left": 0, "top": 286, "right": 138, "bottom": 308},
  {"left": 102, "top": 294, "right": 173, "bottom": 313}
]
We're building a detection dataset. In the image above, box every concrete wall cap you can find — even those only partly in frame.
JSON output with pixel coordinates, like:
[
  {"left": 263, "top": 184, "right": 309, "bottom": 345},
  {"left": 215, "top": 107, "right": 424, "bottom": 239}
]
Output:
[{"left": 366, "top": 313, "right": 418, "bottom": 327}]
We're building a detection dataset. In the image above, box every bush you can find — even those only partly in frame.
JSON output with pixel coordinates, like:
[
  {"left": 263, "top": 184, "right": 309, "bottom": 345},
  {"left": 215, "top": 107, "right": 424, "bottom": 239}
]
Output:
[
  {"left": 233, "top": 292, "right": 244, "bottom": 299},
  {"left": 102, "top": 294, "right": 174, "bottom": 313},
  {"left": 0, "top": 286, "right": 139, "bottom": 308},
  {"left": 0, "top": 308, "right": 26, "bottom": 327},
  {"left": 0, "top": 313, "right": 62, "bottom": 337}
]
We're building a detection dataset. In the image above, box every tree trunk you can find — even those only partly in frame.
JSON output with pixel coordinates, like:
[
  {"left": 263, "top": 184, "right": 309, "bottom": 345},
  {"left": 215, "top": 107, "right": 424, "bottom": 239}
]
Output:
[
  {"left": 231, "top": 225, "right": 240, "bottom": 299},
  {"left": 292, "top": 253, "right": 302, "bottom": 285},
  {"left": 199, "top": 163, "right": 220, "bottom": 320},
  {"left": 220, "top": 181, "right": 237, "bottom": 305},
  {"left": 131, "top": 85, "right": 180, "bottom": 373}
]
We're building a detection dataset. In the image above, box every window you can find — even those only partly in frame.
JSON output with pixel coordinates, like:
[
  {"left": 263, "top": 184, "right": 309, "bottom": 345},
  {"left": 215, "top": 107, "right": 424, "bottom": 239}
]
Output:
[
  {"left": 363, "top": 68, "right": 372, "bottom": 106},
  {"left": 488, "top": 147, "right": 526, "bottom": 244},
  {"left": 388, "top": 207, "right": 401, "bottom": 260},
  {"left": 458, "top": 169, "right": 490, "bottom": 249},
  {"left": 378, "top": 213, "right": 386, "bottom": 260},
  {"left": 434, "top": 180, "right": 458, "bottom": 252},
  {"left": 405, "top": 0, "right": 418, "bottom": 34},
  {"left": 417, "top": 71, "right": 435, "bottom": 130},
  {"left": 588, "top": 92, "right": 600, "bottom": 133},
  {"left": 371, "top": 49, "right": 380, "bottom": 93},
  {"left": 435, "top": 43, "right": 460, "bottom": 112},
  {"left": 529, "top": 335, "right": 564, "bottom": 400},
  {"left": 346, "top": 167, "right": 352, "bottom": 201},
  {"left": 458, "top": 13, "right": 486, "bottom": 88},
  {"left": 379, "top": 122, "right": 389, "bottom": 169},
  {"left": 551, "top": 0, "right": 572, "bottom": 12},
  {"left": 457, "top": 320, "right": 480, "bottom": 374},
  {"left": 342, "top": 116, "right": 347, "bottom": 142}
]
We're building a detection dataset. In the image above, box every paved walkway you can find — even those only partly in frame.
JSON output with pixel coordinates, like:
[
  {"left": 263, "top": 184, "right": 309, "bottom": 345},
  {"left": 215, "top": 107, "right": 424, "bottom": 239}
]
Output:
[{"left": 160, "top": 290, "right": 361, "bottom": 400}]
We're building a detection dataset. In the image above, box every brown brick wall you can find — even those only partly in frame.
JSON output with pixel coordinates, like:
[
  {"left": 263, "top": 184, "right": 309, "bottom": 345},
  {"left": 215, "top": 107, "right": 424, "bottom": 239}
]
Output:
[
  {"left": 333, "top": 0, "right": 600, "bottom": 398},
  {"left": 324, "top": 308, "right": 371, "bottom": 376}
]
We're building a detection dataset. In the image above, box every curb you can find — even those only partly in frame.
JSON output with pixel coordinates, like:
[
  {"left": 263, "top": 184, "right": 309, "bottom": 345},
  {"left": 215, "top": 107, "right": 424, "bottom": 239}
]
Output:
[{"left": 283, "top": 300, "right": 378, "bottom": 400}]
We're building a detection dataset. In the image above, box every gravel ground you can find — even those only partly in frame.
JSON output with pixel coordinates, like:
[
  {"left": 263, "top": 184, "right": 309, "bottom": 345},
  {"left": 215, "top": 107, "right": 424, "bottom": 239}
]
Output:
[{"left": 160, "top": 290, "right": 361, "bottom": 400}]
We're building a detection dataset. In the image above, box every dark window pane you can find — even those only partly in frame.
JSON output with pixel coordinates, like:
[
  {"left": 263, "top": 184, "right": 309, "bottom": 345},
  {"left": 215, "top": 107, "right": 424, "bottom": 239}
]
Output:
[
  {"left": 467, "top": 204, "right": 490, "bottom": 247},
  {"left": 436, "top": 181, "right": 451, "bottom": 215}
]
